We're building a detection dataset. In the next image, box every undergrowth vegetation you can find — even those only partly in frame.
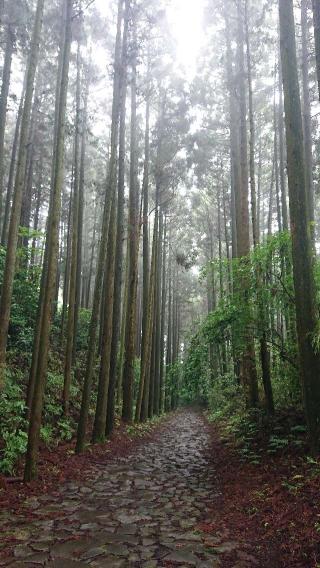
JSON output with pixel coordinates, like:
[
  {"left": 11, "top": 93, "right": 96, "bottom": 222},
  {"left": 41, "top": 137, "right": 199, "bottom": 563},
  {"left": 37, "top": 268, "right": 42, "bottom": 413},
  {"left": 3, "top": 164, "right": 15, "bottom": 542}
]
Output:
[
  {"left": 182, "top": 233, "right": 316, "bottom": 453},
  {"left": 0, "top": 366, "right": 87, "bottom": 475},
  {"left": 0, "top": 250, "right": 97, "bottom": 475}
]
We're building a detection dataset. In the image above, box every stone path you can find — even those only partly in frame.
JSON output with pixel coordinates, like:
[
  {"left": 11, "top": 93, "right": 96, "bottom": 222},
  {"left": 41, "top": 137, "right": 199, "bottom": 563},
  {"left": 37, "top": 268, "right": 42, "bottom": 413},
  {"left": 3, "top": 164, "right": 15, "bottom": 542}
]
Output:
[{"left": 1, "top": 411, "right": 239, "bottom": 567}]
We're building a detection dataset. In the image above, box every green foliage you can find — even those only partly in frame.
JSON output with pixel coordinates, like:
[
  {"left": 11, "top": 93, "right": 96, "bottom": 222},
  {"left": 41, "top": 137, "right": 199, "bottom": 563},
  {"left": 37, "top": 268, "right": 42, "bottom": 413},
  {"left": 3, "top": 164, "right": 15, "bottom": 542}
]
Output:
[
  {"left": 267, "top": 435, "right": 289, "bottom": 453},
  {"left": 75, "top": 309, "right": 91, "bottom": 351},
  {"left": 181, "top": 232, "right": 301, "bottom": 415},
  {"left": 43, "top": 371, "right": 65, "bottom": 422},
  {"left": 1, "top": 430, "right": 28, "bottom": 475},
  {"left": 133, "top": 358, "right": 141, "bottom": 399},
  {"left": 208, "top": 373, "right": 245, "bottom": 419},
  {"left": 166, "top": 361, "right": 182, "bottom": 408},
  {"left": 0, "top": 361, "right": 88, "bottom": 474},
  {"left": 0, "top": 245, "right": 41, "bottom": 354},
  {"left": 44, "top": 371, "right": 80, "bottom": 429},
  {"left": 40, "top": 425, "right": 54, "bottom": 445},
  {"left": 180, "top": 333, "right": 209, "bottom": 404},
  {"left": 57, "top": 417, "right": 73, "bottom": 441},
  {"left": 0, "top": 371, "right": 27, "bottom": 474}
]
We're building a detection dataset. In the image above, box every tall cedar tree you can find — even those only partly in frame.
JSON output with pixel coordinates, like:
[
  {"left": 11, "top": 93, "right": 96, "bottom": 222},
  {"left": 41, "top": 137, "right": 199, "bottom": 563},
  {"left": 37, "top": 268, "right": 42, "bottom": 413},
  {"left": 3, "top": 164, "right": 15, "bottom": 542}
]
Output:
[
  {"left": 24, "top": 0, "right": 73, "bottom": 481},
  {"left": 312, "top": 0, "right": 320, "bottom": 100},
  {"left": 105, "top": 0, "right": 129, "bottom": 436},
  {"left": 122, "top": 17, "right": 139, "bottom": 423},
  {"left": 0, "top": 0, "right": 45, "bottom": 388},
  {"left": 279, "top": 0, "right": 320, "bottom": 452},
  {"left": 75, "top": 0, "right": 124, "bottom": 453}
]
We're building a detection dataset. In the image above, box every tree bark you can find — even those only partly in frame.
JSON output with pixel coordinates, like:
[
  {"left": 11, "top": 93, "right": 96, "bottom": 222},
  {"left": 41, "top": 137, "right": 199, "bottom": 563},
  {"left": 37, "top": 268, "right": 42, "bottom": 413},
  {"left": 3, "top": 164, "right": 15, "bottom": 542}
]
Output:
[
  {"left": 0, "top": 21, "right": 14, "bottom": 230},
  {"left": 24, "top": 0, "right": 72, "bottom": 481},
  {"left": 30, "top": 148, "right": 43, "bottom": 267},
  {"left": 74, "top": 62, "right": 89, "bottom": 360},
  {"left": 92, "top": 192, "right": 117, "bottom": 443},
  {"left": 0, "top": 0, "right": 45, "bottom": 388},
  {"left": 122, "top": 23, "right": 139, "bottom": 423},
  {"left": 1, "top": 91, "right": 24, "bottom": 246},
  {"left": 153, "top": 208, "right": 163, "bottom": 415},
  {"left": 105, "top": 0, "right": 129, "bottom": 436},
  {"left": 312, "top": 0, "right": 320, "bottom": 100},
  {"left": 278, "top": 53, "right": 289, "bottom": 231},
  {"left": 63, "top": 43, "right": 81, "bottom": 414},
  {"left": 75, "top": 0, "right": 124, "bottom": 453},
  {"left": 236, "top": 0, "right": 259, "bottom": 407},
  {"left": 279, "top": 0, "right": 320, "bottom": 452},
  {"left": 244, "top": 0, "right": 258, "bottom": 248},
  {"left": 301, "top": 0, "right": 314, "bottom": 234},
  {"left": 136, "top": 212, "right": 157, "bottom": 422},
  {"left": 159, "top": 215, "right": 167, "bottom": 413}
]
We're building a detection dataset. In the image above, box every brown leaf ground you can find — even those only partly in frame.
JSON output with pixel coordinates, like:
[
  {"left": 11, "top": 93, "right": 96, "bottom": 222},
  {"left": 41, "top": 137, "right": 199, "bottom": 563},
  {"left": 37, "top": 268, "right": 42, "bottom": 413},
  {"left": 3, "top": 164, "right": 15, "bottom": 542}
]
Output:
[{"left": 201, "top": 416, "right": 320, "bottom": 567}]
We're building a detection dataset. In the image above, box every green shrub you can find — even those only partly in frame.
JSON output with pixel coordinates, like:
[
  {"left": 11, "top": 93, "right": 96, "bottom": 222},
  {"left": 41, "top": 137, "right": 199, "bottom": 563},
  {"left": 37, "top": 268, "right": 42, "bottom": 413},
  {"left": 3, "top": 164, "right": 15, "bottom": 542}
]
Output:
[
  {"left": 0, "top": 372, "right": 27, "bottom": 474},
  {"left": 0, "top": 244, "right": 41, "bottom": 354},
  {"left": 57, "top": 417, "right": 73, "bottom": 441},
  {"left": 208, "top": 372, "right": 244, "bottom": 419},
  {"left": 75, "top": 309, "right": 91, "bottom": 351},
  {"left": 0, "top": 430, "right": 28, "bottom": 475}
]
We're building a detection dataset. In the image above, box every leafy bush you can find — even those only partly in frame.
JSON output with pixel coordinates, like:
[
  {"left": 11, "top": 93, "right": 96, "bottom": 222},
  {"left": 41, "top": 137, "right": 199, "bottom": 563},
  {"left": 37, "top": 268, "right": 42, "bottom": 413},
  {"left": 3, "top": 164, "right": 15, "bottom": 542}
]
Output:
[
  {"left": 166, "top": 361, "right": 183, "bottom": 409},
  {"left": 43, "top": 371, "right": 80, "bottom": 435},
  {"left": 40, "top": 425, "right": 54, "bottom": 445},
  {"left": 0, "top": 430, "right": 28, "bottom": 475},
  {"left": 181, "top": 232, "right": 301, "bottom": 415},
  {"left": 208, "top": 373, "right": 245, "bottom": 419},
  {"left": 133, "top": 357, "right": 141, "bottom": 397},
  {"left": 181, "top": 332, "right": 210, "bottom": 404},
  {"left": 57, "top": 417, "right": 73, "bottom": 441},
  {"left": 0, "top": 372, "right": 27, "bottom": 474},
  {"left": 0, "top": 244, "right": 41, "bottom": 354},
  {"left": 75, "top": 309, "right": 91, "bottom": 352}
]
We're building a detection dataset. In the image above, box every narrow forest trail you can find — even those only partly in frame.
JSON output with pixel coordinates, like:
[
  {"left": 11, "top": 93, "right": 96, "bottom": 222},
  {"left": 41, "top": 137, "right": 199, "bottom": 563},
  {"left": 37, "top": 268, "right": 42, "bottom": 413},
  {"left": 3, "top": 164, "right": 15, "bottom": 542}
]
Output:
[{"left": 0, "top": 411, "right": 253, "bottom": 568}]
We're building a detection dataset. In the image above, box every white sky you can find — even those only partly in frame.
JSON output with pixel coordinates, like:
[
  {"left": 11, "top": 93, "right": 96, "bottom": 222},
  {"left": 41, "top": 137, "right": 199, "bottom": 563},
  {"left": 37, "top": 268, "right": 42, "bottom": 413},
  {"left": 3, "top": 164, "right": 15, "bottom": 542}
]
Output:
[
  {"left": 166, "top": 0, "right": 205, "bottom": 76},
  {"left": 94, "top": 0, "right": 205, "bottom": 78}
]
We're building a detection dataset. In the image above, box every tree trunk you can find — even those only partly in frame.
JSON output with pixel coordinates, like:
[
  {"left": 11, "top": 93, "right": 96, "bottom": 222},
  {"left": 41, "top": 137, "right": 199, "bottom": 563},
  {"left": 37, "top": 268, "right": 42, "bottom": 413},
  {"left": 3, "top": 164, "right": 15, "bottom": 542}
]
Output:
[
  {"left": 63, "top": 43, "right": 81, "bottom": 414},
  {"left": 1, "top": 91, "right": 24, "bottom": 246},
  {"left": 30, "top": 148, "right": 43, "bottom": 267},
  {"left": 75, "top": 0, "right": 124, "bottom": 453},
  {"left": 153, "top": 208, "right": 163, "bottom": 415},
  {"left": 159, "top": 215, "right": 167, "bottom": 413},
  {"left": 236, "top": 0, "right": 259, "bottom": 407},
  {"left": 274, "top": 129, "right": 282, "bottom": 233},
  {"left": 136, "top": 212, "right": 157, "bottom": 422},
  {"left": 24, "top": 0, "right": 72, "bottom": 481},
  {"left": 0, "top": 22, "right": 14, "bottom": 230},
  {"left": 165, "top": 250, "right": 172, "bottom": 411},
  {"left": 105, "top": 0, "right": 129, "bottom": 436},
  {"left": 122, "top": 25, "right": 139, "bottom": 423},
  {"left": 117, "top": 248, "right": 128, "bottom": 407},
  {"left": 20, "top": 88, "right": 40, "bottom": 252},
  {"left": 85, "top": 202, "right": 97, "bottom": 308},
  {"left": 279, "top": 0, "right": 320, "bottom": 452},
  {"left": 312, "top": 0, "right": 320, "bottom": 100},
  {"left": 267, "top": 153, "right": 275, "bottom": 237},
  {"left": 92, "top": 192, "right": 117, "bottom": 443},
  {"left": 60, "top": 177, "right": 73, "bottom": 341},
  {"left": 278, "top": 53, "right": 289, "bottom": 231},
  {"left": 301, "top": 0, "right": 314, "bottom": 234},
  {"left": 244, "top": 0, "right": 258, "bottom": 248},
  {"left": 225, "top": 4, "right": 239, "bottom": 259},
  {"left": 0, "top": 0, "right": 45, "bottom": 389},
  {"left": 74, "top": 63, "right": 89, "bottom": 360}
]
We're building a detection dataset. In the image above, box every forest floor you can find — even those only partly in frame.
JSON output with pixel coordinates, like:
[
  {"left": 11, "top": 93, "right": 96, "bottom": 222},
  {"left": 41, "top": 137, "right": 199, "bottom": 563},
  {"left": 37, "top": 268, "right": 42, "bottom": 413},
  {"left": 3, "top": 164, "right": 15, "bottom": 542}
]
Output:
[{"left": 0, "top": 409, "right": 319, "bottom": 567}]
